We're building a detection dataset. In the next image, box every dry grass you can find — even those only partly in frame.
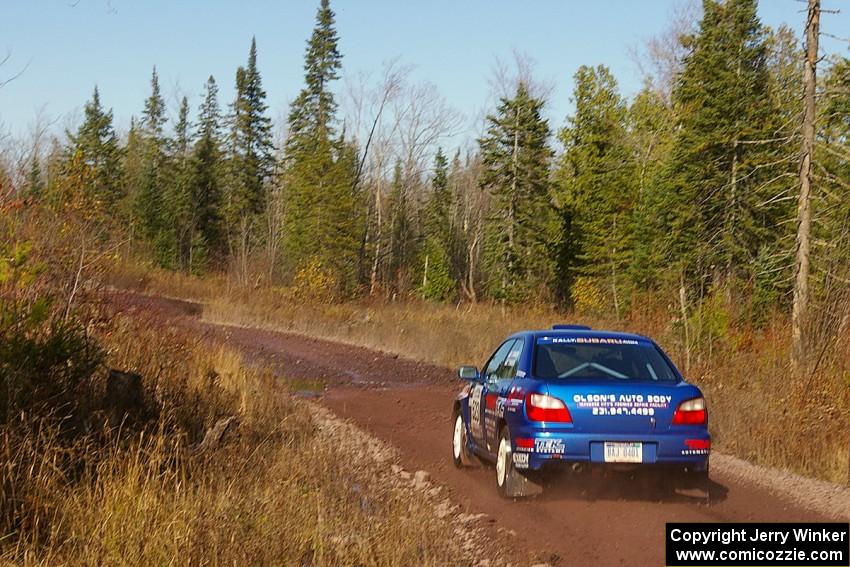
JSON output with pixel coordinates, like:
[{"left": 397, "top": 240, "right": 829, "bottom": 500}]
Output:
[
  {"left": 113, "top": 266, "right": 850, "bottom": 486},
  {"left": 2, "top": 311, "right": 474, "bottom": 565}
]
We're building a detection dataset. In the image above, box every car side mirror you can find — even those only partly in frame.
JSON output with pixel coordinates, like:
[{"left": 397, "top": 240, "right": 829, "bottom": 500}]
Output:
[{"left": 458, "top": 366, "right": 480, "bottom": 382}]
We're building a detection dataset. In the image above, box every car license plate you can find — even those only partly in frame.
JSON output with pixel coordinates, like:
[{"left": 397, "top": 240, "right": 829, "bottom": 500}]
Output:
[{"left": 604, "top": 442, "right": 642, "bottom": 463}]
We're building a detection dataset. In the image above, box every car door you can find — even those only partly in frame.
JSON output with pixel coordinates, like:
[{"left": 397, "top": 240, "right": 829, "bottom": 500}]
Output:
[
  {"left": 478, "top": 339, "right": 519, "bottom": 452},
  {"left": 486, "top": 338, "right": 525, "bottom": 451},
  {"left": 469, "top": 339, "right": 515, "bottom": 447}
]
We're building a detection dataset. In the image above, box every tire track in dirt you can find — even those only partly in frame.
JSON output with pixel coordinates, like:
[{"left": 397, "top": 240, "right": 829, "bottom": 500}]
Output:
[{"left": 111, "top": 291, "right": 842, "bottom": 566}]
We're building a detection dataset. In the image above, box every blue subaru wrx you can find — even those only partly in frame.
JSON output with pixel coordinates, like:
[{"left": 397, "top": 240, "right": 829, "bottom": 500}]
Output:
[{"left": 451, "top": 325, "right": 710, "bottom": 499}]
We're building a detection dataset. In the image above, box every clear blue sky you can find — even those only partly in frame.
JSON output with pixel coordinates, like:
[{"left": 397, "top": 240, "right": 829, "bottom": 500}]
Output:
[{"left": 1, "top": 1, "right": 848, "bottom": 145}]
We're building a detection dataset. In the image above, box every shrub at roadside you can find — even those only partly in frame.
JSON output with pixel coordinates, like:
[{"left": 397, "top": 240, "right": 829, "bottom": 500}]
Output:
[{"left": 1, "top": 301, "right": 471, "bottom": 565}]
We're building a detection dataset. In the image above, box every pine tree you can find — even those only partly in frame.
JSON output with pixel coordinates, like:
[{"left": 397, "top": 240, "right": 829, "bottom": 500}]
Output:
[
  {"left": 64, "top": 86, "right": 123, "bottom": 213},
  {"left": 167, "top": 96, "right": 194, "bottom": 270},
  {"left": 286, "top": 0, "right": 342, "bottom": 150},
  {"left": 227, "top": 38, "right": 274, "bottom": 217},
  {"left": 418, "top": 148, "right": 455, "bottom": 301},
  {"left": 557, "top": 65, "right": 635, "bottom": 315},
  {"left": 134, "top": 67, "right": 171, "bottom": 262},
  {"left": 122, "top": 117, "right": 144, "bottom": 219},
  {"left": 224, "top": 38, "right": 275, "bottom": 281},
  {"left": 190, "top": 75, "right": 224, "bottom": 270},
  {"left": 479, "top": 82, "right": 557, "bottom": 303},
  {"left": 26, "top": 154, "right": 43, "bottom": 197},
  {"left": 811, "top": 56, "right": 850, "bottom": 330},
  {"left": 282, "top": 0, "right": 360, "bottom": 294},
  {"left": 664, "top": 0, "right": 780, "bottom": 294},
  {"left": 423, "top": 148, "right": 451, "bottom": 246},
  {"left": 388, "top": 160, "right": 410, "bottom": 286}
]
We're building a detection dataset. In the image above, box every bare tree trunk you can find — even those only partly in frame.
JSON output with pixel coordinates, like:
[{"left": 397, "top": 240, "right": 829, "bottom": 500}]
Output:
[
  {"left": 422, "top": 254, "right": 429, "bottom": 289},
  {"left": 65, "top": 240, "right": 86, "bottom": 321},
  {"left": 462, "top": 223, "right": 480, "bottom": 303},
  {"left": 679, "top": 281, "right": 691, "bottom": 373},
  {"left": 610, "top": 217, "right": 620, "bottom": 320},
  {"left": 370, "top": 176, "right": 383, "bottom": 296},
  {"left": 792, "top": 0, "right": 820, "bottom": 376}
]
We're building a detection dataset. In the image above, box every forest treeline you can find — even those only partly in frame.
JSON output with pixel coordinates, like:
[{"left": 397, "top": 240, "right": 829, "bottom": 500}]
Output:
[{"left": 4, "top": 0, "right": 850, "bottom": 333}]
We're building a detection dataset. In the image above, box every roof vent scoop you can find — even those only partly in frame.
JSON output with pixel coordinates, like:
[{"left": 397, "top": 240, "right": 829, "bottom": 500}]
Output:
[{"left": 552, "top": 324, "right": 592, "bottom": 331}]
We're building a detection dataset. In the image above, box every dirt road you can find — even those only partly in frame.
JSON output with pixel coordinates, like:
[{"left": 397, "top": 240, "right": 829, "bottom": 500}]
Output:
[{"left": 114, "top": 292, "right": 836, "bottom": 565}]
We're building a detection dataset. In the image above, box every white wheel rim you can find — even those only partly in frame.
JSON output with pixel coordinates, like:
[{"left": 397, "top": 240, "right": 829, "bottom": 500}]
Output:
[
  {"left": 497, "top": 437, "right": 508, "bottom": 486},
  {"left": 453, "top": 415, "right": 463, "bottom": 460}
]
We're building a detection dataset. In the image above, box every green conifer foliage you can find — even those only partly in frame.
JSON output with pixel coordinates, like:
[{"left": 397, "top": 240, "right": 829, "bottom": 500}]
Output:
[
  {"left": 418, "top": 148, "right": 455, "bottom": 301},
  {"left": 64, "top": 86, "right": 123, "bottom": 213},
  {"left": 223, "top": 39, "right": 275, "bottom": 281},
  {"left": 557, "top": 65, "right": 635, "bottom": 315},
  {"left": 479, "top": 83, "right": 557, "bottom": 303},
  {"left": 281, "top": 0, "right": 360, "bottom": 294},
  {"left": 167, "top": 96, "right": 194, "bottom": 270},
  {"left": 190, "top": 76, "right": 225, "bottom": 271},
  {"left": 133, "top": 67, "right": 171, "bottom": 264},
  {"left": 664, "top": 0, "right": 780, "bottom": 291}
]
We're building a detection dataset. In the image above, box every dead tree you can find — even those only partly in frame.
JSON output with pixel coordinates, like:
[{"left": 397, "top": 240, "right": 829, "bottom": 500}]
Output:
[{"left": 791, "top": 0, "right": 820, "bottom": 376}]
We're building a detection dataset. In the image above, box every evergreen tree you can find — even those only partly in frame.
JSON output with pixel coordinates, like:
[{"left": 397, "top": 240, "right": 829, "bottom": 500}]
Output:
[
  {"left": 122, "top": 117, "right": 143, "bottom": 218},
  {"left": 167, "top": 96, "right": 194, "bottom": 270},
  {"left": 286, "top": 0, "right": 342, "bottom": 149},
  {"left": 813, "top": 56, "right": 850, "bottom": 321},
  {"left": 227, "top": 38, "right": 274, "bottom": 218},
  {"left": 423, "top": 148, "right": 451, "bottom": 246},
  {"left": 663, "top": 0, "right": 780, "bottom": 293},
  {"left": 388, "top": 160, "right": 411, "bottom": 285},
  {"left": 479, "top": 82, "right": 557, "bottom": 303},
  {"left": 64, "top": 86, "right": 123, "bottom": 212},
  {"left": 26, "top": 154, "right": 43, "bottom": 197},
  {"left": 134, "top": 67, "right": 171, "bottom": 262},
  {"left": 281, "top": 0, "right": 360, "bottom": 293},
  {"left": 625, "top": 88, "right": 676, "bottom": 291},
  {"left": 190, "top": 76, "right": 224, "bottom": 270},
  {"left": 418, "top": 148, "right": 455, "bottom": 301},
  {"left": 224, "top": 39, "right": 275, "bottom": 281},
  {"left": 557, "top": 65, "right": 635, "bottom": 315}
]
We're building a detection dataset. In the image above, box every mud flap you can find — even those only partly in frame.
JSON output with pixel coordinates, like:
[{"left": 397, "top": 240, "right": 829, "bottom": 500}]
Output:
[
  {"left": 673, "top": 471, "right": 710, "bottom": 503},
  {"left": 503, "top": 466, "right": 543, "bottom": 498},
  {"left": 460, "top": 437, "right": 482, "bottom": 468}
]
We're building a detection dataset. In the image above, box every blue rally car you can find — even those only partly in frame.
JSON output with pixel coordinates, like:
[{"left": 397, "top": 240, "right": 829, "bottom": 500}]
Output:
[{"left": 451, "top": 325, "right": 710, "bottom": 499}]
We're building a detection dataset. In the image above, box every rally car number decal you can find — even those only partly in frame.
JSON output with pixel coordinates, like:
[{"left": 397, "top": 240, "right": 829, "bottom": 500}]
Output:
[{"left": 469, "top": 384, "right": 484, "bottom": 438}]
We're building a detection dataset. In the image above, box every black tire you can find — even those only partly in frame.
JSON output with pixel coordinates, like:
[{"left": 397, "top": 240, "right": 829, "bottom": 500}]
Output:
[
  {"left": 495, "top": 426, "right": 542, "bottom": 498},
  {"left": 451, "top": 407, "right": 478, "bottom": 468}
]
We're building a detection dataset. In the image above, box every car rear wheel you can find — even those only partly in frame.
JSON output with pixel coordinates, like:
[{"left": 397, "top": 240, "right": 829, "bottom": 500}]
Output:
[{"left": 496, "top": 427, "right": 542, "bottom": 498}]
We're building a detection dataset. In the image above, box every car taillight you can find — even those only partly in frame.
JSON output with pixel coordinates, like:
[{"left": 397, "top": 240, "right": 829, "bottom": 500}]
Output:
[
  {"left": 525, "top": 393, "right": 572, "bottom": 423},
  {"left": 672, "top": 397, "right": 706, "bottom": 425}
]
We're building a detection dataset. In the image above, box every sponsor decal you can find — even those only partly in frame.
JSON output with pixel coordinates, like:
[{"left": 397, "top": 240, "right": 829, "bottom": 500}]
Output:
[
  {"left": 512, "top": 452, "right": 529, "bottom": 469},
  {"left": 573, "top": 393, "right": 671, "bottom": 416},
  {"left": 681, "top": 449, "right": 709, "bottom": 455},
  {"left": 514, "top": 437, "right": 535, "bottom": 452},
  {"left": 516, "top": 370, "right": 526, "bottom": 378},
  {"left": 537, "top": 336, "right": 641, "bottom": 346},
  {"left": 594, "top": 406, "right": 655, "bottom": 416},
  {"left": 495, "top": 397, "right": 506, "bottom": 418},
  {"left": 504, "top": 386, "right": 524, "bottom": 413},
  {"left": 535, "top": 438, "right": 565, "bottom": 455},
  {"left": 485, "top": 393, "right": 498, "bottom": 411},
  {"left": 469, "top": 385, "right": 483, "bottom": 437},
  {"left": 507, "top": 385, "right": 524, "bottom": 399}
]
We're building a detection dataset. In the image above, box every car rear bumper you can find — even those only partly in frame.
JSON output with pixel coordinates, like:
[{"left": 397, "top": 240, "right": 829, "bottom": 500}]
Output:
[{"left": 510, "top": 427, "right": 710, "bottom": 472}]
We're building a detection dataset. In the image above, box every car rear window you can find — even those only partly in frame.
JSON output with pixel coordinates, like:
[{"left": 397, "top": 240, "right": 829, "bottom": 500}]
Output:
[{"left": 533, "top": 336, "right": 678, "bottom": 382}]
